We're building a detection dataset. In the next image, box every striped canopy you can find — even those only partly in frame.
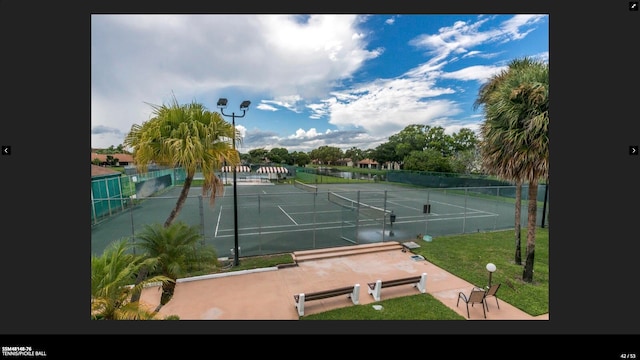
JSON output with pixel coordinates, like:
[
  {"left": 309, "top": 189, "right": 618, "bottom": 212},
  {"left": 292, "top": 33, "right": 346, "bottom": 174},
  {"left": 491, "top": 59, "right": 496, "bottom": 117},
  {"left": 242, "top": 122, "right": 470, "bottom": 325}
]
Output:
[
  {"left": 256, "top": 166, "right": 288, "bottom": 174},
  {"left": 220, "top": 165, "right": 251, "bottom": 173}
]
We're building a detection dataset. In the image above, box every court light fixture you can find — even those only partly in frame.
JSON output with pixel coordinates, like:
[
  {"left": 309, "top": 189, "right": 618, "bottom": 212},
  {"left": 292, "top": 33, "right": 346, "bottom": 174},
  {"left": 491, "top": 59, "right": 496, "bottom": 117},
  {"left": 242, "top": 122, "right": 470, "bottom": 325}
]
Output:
[{"left": 218, "top": 98, "right": 250, "bottom": 267}]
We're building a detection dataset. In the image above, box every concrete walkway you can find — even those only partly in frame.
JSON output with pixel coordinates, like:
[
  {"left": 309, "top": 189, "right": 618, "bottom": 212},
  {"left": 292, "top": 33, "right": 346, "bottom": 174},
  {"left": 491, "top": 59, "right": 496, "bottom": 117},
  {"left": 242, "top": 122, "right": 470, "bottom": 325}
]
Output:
[{"left": 140, "top": 242, "right": 549, "bottom": 320}]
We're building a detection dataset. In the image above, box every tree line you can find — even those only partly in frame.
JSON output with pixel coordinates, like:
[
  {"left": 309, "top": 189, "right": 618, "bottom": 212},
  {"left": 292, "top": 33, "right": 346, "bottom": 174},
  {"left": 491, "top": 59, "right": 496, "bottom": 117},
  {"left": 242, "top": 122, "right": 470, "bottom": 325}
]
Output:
[
  {"left": 101, "top": 124, "right": 480, "bottom": 174},
  {"left": 237, "top": 123, "right": 480, "bottom": 175}
]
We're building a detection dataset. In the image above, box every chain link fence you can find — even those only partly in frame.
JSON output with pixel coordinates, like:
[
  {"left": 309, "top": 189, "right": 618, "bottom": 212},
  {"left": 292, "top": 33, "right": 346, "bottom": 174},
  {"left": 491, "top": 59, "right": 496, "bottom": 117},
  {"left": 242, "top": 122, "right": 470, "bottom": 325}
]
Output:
[{"left": 91, "top": 172, "right": 549, "bottom": 258}]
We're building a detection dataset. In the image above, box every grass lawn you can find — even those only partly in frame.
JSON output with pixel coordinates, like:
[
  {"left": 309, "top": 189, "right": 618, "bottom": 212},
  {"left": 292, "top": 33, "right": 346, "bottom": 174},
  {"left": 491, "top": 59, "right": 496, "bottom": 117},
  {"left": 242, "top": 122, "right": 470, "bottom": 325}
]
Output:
[
  {"left": 302, "top": 293, "right": 466, "bottom": 320},
  {"left": 412, "top": 228, "right": 548, "bottom": 315},
  {"left": 295, "top": 171, "right": 374, "bottom": 185}
]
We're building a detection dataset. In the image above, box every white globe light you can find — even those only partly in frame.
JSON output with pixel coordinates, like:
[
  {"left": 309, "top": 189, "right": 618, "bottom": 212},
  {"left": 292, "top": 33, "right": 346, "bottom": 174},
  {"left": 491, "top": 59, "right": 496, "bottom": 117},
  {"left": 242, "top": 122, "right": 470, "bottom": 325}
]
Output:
[{"left": 486, "top": 263, "right": 497, "bottom": 272}]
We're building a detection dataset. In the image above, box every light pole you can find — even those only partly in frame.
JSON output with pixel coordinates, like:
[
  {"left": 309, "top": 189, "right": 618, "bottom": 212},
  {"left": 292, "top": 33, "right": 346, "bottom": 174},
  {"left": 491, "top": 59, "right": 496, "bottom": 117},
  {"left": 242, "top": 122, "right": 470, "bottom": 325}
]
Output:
[
  {"left": 217, "top": 98, "right": 250, "bottom": 266},
  {"left": 486, "top": 262, "right": 497, "bottom": 288}
]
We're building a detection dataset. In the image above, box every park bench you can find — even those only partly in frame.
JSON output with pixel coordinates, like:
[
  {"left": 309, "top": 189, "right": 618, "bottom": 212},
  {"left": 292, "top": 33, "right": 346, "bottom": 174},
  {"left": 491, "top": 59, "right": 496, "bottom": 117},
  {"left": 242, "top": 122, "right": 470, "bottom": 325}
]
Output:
[
  {"left": 294, "top": 284, "right": 360, "bottom": 316},
  {"left": 367, "top": 273, "right": 427, "bottom": 301}
]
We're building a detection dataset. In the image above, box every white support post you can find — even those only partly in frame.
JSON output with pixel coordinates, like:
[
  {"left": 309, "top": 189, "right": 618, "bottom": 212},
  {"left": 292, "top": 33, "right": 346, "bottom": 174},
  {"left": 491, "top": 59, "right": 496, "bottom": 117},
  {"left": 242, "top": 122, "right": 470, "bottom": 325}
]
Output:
[
  {"left": 296, "top": 293, "right": 305, "bottom": 316},
  {"left": 417, "top": 273, "right": 427, "bottom": 293},
  {"left": 351, "top": 284, "right": 360, "bottom": 304},
  {"left": 368, "top": 280, "right": 382, "bottom": 301}
]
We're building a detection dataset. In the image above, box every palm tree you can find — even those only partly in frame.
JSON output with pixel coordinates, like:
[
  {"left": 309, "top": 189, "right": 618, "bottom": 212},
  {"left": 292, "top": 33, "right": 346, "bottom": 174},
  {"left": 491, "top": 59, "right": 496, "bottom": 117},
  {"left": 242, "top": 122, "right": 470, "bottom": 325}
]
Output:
[
  {"left": 475, "top": 66, "right": 525, "bottom": 265},
  {"left": 475, "top": 57, "right": 549, "bottom": 282},
  {"left": 124, "top": 95, "right": 238, "bottom": 301},
  {"left": 91, "top": 239, "right": 172, "bottom": 320},
  {"left": 124, "top": 94, "right": 240, "bottom": 228},
  {"left": 135, "top": 222, "right": 219, "bottom": 311}
]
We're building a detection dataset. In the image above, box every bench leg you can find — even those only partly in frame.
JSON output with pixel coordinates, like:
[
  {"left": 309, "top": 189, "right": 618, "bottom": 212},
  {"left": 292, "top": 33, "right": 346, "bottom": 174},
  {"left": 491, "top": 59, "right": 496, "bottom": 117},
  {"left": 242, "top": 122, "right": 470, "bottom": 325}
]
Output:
[
  {"left": 417, "top": 273, "right": 427, "bottom": 293},
  {"left": 295, "top": 293, "right": 305, "bottom": 316},
  {"left": 367, "top": 280, "right": 382, "bottom": 301},
  {"left": 350, "top": 284, "right": 360, "bottom": 304}
]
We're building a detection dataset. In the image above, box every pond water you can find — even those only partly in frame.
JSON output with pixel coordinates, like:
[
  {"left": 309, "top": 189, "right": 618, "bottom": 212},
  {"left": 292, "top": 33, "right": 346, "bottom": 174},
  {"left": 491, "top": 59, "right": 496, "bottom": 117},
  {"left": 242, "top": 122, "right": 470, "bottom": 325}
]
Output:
[{"left": 314, "top": 167, "right": 386, "bottom": 181}]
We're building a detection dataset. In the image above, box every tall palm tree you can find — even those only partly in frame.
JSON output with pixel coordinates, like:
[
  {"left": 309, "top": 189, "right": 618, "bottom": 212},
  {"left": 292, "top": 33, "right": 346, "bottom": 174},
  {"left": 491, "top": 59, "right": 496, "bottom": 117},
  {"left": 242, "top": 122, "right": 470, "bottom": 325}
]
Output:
[
  {"left": 475, "top": 66, "right": 524, "bottom": 265},
  {"left": 135, "top": 221, "right": 219, "bottom": 310},
  {"left": 475, "top": 57, "right": 549, "bottom": 282},
  {"left": 124, "top": 94, "right": 240, "bottom": 228},
  {"left": 124, "top": 95, "right": 238, "bottom": 301},
  {"left": 91, "top": 239, "right": 172, "bottom": 320}
]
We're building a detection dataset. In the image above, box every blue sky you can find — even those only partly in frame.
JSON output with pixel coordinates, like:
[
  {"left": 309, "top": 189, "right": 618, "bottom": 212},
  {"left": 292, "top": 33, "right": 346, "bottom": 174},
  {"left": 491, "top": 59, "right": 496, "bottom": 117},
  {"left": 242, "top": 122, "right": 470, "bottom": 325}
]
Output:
[{"left": 91, "top": 14, "right": 548, "bottom": 154}]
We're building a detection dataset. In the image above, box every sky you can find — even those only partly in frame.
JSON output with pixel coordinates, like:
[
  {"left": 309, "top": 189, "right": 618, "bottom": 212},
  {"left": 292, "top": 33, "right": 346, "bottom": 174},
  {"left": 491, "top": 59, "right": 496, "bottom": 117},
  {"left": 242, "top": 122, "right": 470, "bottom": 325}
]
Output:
[{"left": 91, "top": 14, "right": 548, "bottom": 154}]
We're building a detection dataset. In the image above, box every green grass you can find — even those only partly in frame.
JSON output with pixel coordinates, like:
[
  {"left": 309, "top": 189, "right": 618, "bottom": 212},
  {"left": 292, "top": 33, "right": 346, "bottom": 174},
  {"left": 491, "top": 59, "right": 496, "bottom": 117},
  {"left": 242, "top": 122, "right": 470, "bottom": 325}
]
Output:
[
  {"left": 302, "top": 293, "right": 465, "bottom": 320},
  {"left": 412, "top": 228, "right": 549, "bottom": 316},
  {"left": 310, "top": 165, "right": 388, "bottom": 176},
  {"left": 222, "top": 253, "right": 295, "bottom": 271},
  {"left": 295, "top": 171, "right": 374, "bottom": 184},
  {"left": 183, "top": 253, "right": 295, "bottom": 278}
]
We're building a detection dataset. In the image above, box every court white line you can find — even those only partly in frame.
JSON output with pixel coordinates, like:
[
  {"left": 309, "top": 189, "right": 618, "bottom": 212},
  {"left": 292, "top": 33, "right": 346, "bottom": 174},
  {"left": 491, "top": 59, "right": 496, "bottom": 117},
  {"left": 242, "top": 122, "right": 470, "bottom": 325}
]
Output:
[
  {"left": 279, "top": 205, "right": 298, "bottom": 225},
  {"left": 393, "top": 213, "right": 497, "bottom": 224},
  {"left": 386, "top": 200, "right": 422, "bottom": 212},
  {"left": 426, "top": 200, "right": 499, "bottom": 216},
  {"left": 385, "top": 198, "right": 497, "bottom": 216},
  {"left": 288, "top": 209, "right": 346, "bottom": 215},
  {"left": 361, "top": 200, "right": 484, "bottom": 217},
  {"left": 213, "top": 212, "right": 499, "bottom": 237},
  {"left": 213, "top": 213, "right": 500, "bottom": 238},
  {"left": 214, "top": 207, "right": 223, "bottom": 237},
  {"left": 214, "top": 223, "right": 349, "bottom": 238}
]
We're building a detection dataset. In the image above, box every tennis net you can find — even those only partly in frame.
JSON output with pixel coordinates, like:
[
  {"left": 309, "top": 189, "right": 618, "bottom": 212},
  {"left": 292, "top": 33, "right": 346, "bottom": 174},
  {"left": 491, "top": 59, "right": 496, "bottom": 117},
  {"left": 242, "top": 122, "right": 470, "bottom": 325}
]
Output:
[
  {"left": 294, "top": 180, "right": 318, "bottom": 194},
  {"left": 327, "top": 191, "right": 390, "bottom": 221}
]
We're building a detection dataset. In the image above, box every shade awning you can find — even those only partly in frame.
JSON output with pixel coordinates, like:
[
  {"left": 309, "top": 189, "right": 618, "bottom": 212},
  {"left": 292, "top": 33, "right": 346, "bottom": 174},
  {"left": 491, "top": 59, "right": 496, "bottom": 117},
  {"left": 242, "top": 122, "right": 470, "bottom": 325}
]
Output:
[
  {"left": 256, "top": 166, "right": 288, "bottom": 174},
  {"left": 221, "top": 166, "right": 251, "bottom": 173}
]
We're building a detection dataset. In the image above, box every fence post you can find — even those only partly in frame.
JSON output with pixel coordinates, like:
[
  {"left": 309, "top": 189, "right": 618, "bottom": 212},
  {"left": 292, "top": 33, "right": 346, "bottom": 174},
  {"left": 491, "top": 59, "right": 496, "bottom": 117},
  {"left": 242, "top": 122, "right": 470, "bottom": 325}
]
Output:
[
  {"left": 130, "top": 197, "right": 136, "bottom": 255},
  {"left": 462, "top": 188, "right": 467, "bottom": 233},
  {"left": 199, "top": 195, "right": 205, "bottom": 245},
  {"left": 541, "top": 182, "right": 549, "bottom": 228}
]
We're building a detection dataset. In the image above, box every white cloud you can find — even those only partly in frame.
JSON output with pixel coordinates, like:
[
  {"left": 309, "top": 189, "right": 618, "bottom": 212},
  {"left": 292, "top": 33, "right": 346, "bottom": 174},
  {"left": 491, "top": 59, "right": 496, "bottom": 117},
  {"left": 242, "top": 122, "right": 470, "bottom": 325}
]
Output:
[
  {"left": 499, "top": 14, "right": 546, "bottom": 41},
  {"left": 289, "top": 128, "right": 320, "bottom": 139},
  {"left": 92, "top": 14, "right": 547, "bottom": 153},
  {"left": 255, "top": 103, "right": 278, "bottom": 112},
  {"left": 92, "top": 14, "right": 381, "bottom": 148},
  {"left": 441, "top": 65, "right": 506, "bottom": 83}
]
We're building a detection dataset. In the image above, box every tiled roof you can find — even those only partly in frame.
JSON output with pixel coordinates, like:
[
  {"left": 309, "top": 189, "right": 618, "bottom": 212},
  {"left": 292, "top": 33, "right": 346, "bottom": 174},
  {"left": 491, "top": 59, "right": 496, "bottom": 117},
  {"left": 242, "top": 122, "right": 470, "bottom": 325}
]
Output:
[
  {"left": 91, "top": 164, "right": 121, "bottom": 177},
  {"left": 91, "top": 153, "right": 135, "bottom": 163},
  {"left": 358, "top": 158, "right": 378, "bottom": 164}
]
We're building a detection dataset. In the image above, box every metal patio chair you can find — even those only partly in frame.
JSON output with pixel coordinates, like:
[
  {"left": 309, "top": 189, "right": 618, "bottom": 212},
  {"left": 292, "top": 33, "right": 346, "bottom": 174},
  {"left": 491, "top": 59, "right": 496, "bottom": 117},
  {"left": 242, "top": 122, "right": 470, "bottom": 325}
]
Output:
[
  {"left": 484, "top": 283, "right": 501, "bottom": 310},
  {"left": 457, "top": 287, "right": 488, "bottom": 318}
]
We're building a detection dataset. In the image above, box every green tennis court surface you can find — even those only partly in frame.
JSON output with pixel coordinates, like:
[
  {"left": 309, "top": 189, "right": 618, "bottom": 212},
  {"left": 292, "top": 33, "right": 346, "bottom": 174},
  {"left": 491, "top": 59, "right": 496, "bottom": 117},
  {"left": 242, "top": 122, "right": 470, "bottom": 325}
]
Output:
[{"left": 91, "top": 182, "right": 546, "bottom": 258}]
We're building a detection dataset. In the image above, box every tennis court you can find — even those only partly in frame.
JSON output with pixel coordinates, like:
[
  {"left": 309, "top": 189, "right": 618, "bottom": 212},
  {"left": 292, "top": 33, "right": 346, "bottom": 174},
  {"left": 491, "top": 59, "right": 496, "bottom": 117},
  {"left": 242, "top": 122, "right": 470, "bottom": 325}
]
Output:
[{"left": 91, "top": 181, "right": 546, "bottom": 258}]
